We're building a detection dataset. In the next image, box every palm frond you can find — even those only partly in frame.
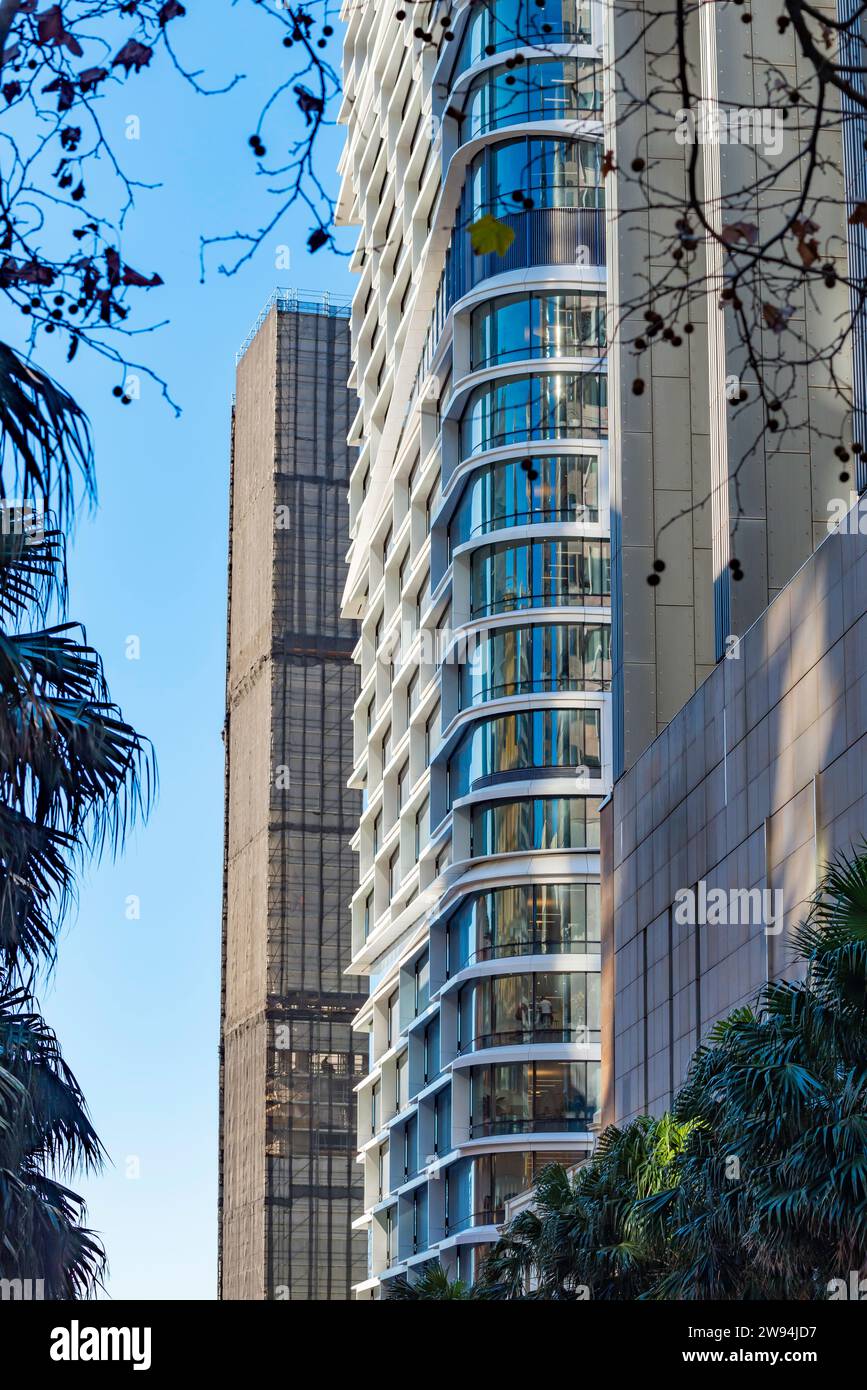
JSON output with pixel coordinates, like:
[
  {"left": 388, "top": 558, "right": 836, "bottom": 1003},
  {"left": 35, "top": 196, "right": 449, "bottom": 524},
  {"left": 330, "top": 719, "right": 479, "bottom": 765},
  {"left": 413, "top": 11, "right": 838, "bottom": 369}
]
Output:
[{"left": 0, "top": 342, "right": 94, "bottom": 536}]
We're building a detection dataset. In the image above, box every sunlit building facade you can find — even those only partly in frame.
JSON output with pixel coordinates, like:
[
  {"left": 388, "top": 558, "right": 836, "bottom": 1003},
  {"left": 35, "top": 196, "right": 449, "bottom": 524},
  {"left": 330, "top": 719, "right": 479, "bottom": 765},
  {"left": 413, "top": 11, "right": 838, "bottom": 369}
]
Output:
[{"left": 337, "top": 0, "right": 609, "bottom": 1295}]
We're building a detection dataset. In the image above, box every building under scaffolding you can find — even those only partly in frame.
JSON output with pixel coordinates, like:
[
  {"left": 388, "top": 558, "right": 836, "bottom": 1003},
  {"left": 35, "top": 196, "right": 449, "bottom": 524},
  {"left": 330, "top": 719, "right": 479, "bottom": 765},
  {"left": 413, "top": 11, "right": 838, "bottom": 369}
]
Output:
[{"left": 220, "top": 290, "right": 366, "bottom": 1300}]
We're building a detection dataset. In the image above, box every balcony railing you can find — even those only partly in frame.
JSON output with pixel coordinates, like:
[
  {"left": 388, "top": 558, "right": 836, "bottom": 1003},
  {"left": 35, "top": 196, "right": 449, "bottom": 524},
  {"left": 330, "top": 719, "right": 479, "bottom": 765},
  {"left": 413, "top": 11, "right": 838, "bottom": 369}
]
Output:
[
  {"left": 450, "top": 935, "right": 602, "bottom": 970},
  {"left": 468, "top": 1115, "right": 595, "bottom": 1137},
  {"left": 458, "top": 1026, "right": 602, "bottom": 1053}
]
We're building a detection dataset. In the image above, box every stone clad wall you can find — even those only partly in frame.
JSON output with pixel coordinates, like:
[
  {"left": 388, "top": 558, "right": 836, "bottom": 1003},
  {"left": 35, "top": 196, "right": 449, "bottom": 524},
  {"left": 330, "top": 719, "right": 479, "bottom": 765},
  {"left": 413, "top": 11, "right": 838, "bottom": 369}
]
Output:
[{"left": 602, "top": 513, "right": 867, "bottom": 1125}]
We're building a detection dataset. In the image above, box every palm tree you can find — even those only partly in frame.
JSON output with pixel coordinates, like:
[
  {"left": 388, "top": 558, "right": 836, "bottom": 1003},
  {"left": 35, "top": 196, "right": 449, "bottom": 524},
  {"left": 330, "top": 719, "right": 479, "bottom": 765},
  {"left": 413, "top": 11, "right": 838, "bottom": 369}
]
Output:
[
  {"left": 0, "top": 984, "right": 106, "bottom": 1298},
  {"left": 480, "top": 1118, "right": 698, "bottom": 1300},
  {"left": 0, "top": 342, "right": 153, "bottom": 1296},
  {"left": 386, "top": 1262, "right": 475, "bottom": 1300},
  {"left": 482, "top": 847, "right": 867, "bottom": 1300},
  {"left": 654, "top": 845, "right": 867, "bottom": 1299}
]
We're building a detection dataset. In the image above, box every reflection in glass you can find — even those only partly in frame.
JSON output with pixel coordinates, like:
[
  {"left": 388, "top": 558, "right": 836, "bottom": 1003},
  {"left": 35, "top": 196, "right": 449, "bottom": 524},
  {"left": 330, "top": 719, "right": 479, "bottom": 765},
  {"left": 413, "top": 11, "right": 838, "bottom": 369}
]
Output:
[
  {"left": 459, "top": 622, "right": 611, "bottom": 706},
  {"left": 447, "top": 707, "right": 602, "bottom": 802},
  {"left": 453, "top": 0, "right": 593, "bottom": 77},
  {"left": 412, "top": 1185, "right": 428, "bottom": 1253},
  {"left": 461, "top": 372, "right": 607, "bottom": 456},
  {"left": 414, "top": 948, "right": 430, "bottom": 1016},
  {"left": 447, "top": 882, "right": 601, "bottom": 970},
  {"left": 470, "top": 293, "right": 606, "bottom": 369},
  {"left": 470, "top": 796, "right": 602, "bottom": 856},
  {"left": 465, "top": 136, "right": 604, "bottom": 218},
  {"left": 449, "top": 455, "right": 600, "bottom": 545},
  {"left": 470, "top": 538, "right": 610, "bottom": 615},
  {"left": 460, "top": 57, "right": 602, "bottom": 140},
  {"left": 434, "top": 1085, "right": 451, "bottom": 1155}
]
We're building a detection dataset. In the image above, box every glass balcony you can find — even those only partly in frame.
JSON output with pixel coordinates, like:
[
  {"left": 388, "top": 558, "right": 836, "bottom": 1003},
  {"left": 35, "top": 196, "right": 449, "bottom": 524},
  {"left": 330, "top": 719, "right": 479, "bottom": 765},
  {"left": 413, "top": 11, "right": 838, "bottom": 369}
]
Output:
[
  {"left": 450, "top": 0, "right": 594, "bottom": 83},
  {"left": 465, "top": 135, "right": 604, "bottom": 218},
  {"left": 447, "top": 706, "right": 603, "bottom": 802},
  {"left": 444, "top": 1150, "right": 577, "bottom": 1234},
  {"left": 461, "top": 372, "right": 607, "bottom": 458},
  {"left": 469, "top": 537, "right": 611, "bottom": 616},
  {"left": 457, "top": 971, "right": 601, "bottom": 1054},
  {"left": 458, "top": 57, "right": 602, "bottom": 142},
  {"left": 468, "top": 1059, "right": 600, "bottom": 1137},
  {"left": 450, "top": 453, "right": 600, "bottom": 547},
  {"left": 443, "top": 208, "right": 606, "bottom": 321},
  {"left": 470, "top": 795, "right": 602, "bottom": 856},
  {"left": 446, "top": 883, "right": 602, "bottom": 971},
  {"left": 470, "top": 291, "right": 606, "bottom": 370},
  {"left": 430, "top": 136, "right": 606, "bottom": 331},
  {"left": 458, "top": 622, "right": 611, "bottom": 708}
]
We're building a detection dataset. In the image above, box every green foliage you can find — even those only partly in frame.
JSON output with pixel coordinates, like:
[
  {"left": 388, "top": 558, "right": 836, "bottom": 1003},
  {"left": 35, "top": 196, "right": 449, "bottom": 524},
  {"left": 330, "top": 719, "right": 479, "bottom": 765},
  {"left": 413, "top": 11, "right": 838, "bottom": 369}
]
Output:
[
  {"left": 480, "top": 848, "right": 867, "bottom": 1300},
  {"left": 0, "top": 343, "right": 154, "bottom": 1297},
  {"left": 386, "top": 1262, "right": 475, "bottom": 1300},
  {"left": 0, "top": 984, "right": 106, "bottom": 1297},
  {"left": 0, "top": 343, "right": 94, "bottom": 536}
]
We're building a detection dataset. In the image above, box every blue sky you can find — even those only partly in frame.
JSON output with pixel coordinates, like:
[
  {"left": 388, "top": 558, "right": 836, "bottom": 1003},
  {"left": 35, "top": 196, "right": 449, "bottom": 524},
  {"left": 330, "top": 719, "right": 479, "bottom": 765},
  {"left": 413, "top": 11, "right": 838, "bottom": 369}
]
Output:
[{"left": 7, "top": 4, "right": 356, "bottom": 1300}]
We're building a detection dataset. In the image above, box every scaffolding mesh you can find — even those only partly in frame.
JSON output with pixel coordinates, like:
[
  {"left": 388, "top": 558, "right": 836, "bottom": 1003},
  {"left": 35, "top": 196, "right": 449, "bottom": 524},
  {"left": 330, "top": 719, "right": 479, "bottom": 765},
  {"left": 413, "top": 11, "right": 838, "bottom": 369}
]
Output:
[{"left": 220, "top": 299, "right": 366, "bottom": 1300}]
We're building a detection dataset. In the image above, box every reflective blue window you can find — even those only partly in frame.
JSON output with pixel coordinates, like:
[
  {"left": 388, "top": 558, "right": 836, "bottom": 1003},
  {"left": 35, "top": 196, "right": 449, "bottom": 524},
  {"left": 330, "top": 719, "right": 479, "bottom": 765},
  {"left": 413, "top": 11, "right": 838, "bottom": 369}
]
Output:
[
  {"left": 446, "top": 1156, "right": 473, "bottom": 1232},
  {"left": 469, "top": 538, "right": 611, "bottom": 615},
  {"left": 459, "top": 58, "right": 602, "bottom": 140},
  {"left": 447, "top": 707, "right": 603, "bottom": 802},
  {"left": 470, "top": 796, "right": 602, "bottom": 855},
  {"left": 470, "top": 293, "right": 606, "bottom": 370},
  {"left": 452, "top": 0, "right": 593, "bottom": 80},
  {"left": 434, "top": 1085, "right": 451, "bottom": 1155},
  {"left": 459, "top": 622, "right": 611, "bottom": 706},
  {"left": 403, "top": 1113, "right": 419, "bottom": 1180},
  {"left": 414, "top": 948, "right": 430, "bottom": 1015},
  {"left": 412, "top": 1185, "right": 428, "bottom": 1253},
  {"left": 461, "top": 372, "right": 607, "bottom": 456},
  {"left": 449, "top": 455, "right": 600, "bottom": 545},
  {"left": 463, "top": 137, "right": 604, "bottom": 220}
]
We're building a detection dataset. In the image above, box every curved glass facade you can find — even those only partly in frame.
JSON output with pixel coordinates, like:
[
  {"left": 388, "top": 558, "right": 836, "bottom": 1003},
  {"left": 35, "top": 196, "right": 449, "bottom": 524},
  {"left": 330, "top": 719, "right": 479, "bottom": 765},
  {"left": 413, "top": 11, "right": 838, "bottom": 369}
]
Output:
[
  {"left": 460, "top": 621, "right": 610, "bottom": 707},
  {"left": 446, "top": 1150, "right": 577, "bottom": 1233},
  {"left": 450, "top": 454, "right": 599, "bottom": 546},
  {"left": 447, "top": 883, "right": 601, "bottom": 970},
  {"left": 460, "top": 57, "right": 602, "bottom": 141},
  {"left": 438, "top": 138, "right": 607, "bottom": 318},
  {"left": 464, "top": 137, "right": 604, "bottom": 220},
  {"left": 448, "top": 707, "right": 602, "bottom": 802},
  {"left": 470, "top": 291, "right": 606, "bottom": 370},
  {"left": 347, "top": 1, "right": 609, "bottom": 1292},
  {"left": 470, "top": 795, "right": 602, "bottom": 856},
  {"left": 470, "top": 537, "right": 610, "bottom": 615},
  {"left": 458, "top": 970, "right": 600, "bottom": 1052},
  {"left": 453, "top": 0, "right": 593, "bottom": 78},
  {"left": 443, "top": 208, "right": 606, "bottom": 314},
  {"left": 461, "top": 372, "right": 607, "bottom": 457},
  {"left": 468, "top": 1060, "right": 600, "bottom": 1136}
]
